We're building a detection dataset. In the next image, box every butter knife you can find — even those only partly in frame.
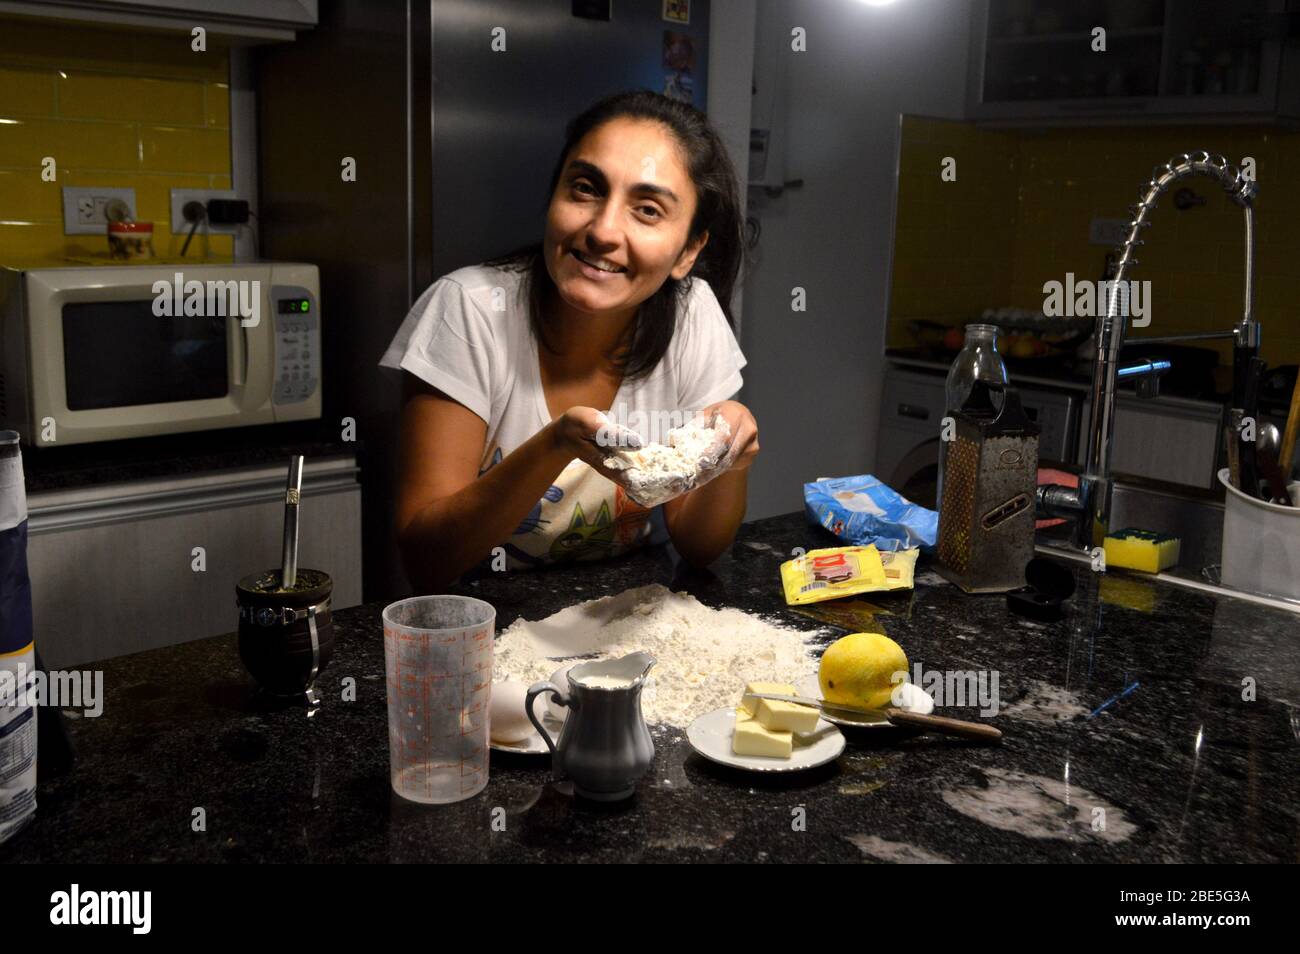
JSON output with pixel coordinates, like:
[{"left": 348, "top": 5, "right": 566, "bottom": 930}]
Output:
[{"left": 744, "top": 692, "right": 1003, "bottom": 742}]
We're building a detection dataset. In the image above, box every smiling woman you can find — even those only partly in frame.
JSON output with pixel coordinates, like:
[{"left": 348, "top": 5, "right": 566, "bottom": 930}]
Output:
[{"left": 380, "top": 91, "right": 758, "bottom": 593}]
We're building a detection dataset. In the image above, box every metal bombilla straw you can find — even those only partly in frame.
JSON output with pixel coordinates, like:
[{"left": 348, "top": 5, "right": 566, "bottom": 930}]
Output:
[{"left": 280, "top": 455, "right": 304, "bottom": 589}]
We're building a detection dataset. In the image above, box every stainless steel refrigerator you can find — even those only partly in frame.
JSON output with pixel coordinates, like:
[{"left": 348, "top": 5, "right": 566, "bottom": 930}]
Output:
[{"left": 256, "top": 0, "right": 711, "bottom": 600}]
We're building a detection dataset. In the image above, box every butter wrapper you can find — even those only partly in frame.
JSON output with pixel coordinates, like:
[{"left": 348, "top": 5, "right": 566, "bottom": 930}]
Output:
[
  {"left": 880, "top": 547, "right": 919, "bottom": 591},
  {"left": 780, "top": 545, "right": 886, "bottom": 605}
]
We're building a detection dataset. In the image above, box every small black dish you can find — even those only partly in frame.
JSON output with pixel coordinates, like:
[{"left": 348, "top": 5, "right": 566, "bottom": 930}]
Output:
[{"left": 1006, "top": 557, "right": 1076, "bottom": 622}]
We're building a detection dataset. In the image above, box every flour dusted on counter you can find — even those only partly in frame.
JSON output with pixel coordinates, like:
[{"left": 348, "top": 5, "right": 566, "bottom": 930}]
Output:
[
  {"left": 494, "top": 584, "right": 820, "bottom": 727},
  {"left": 602, "top": 416, "right": 731, "bottom": 507}
]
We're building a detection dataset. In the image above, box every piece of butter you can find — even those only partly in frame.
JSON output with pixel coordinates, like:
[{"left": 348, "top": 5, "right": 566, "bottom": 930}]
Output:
[
  {"left": 732, "top": 718, "right": 793, "bottom": 758},
  {"left": 754, "top": 697, "right": 820, "bottom": 734},
  {"left": 734, "top": 706, "right": 753, "bottom": 723},
  {"left": 740, "top": 681, "right": 796, "bottom": 717}
]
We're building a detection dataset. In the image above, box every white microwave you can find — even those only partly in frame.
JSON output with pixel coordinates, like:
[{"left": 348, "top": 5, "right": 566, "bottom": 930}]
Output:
[{"left": 0, "top": 263, "right": 321, "bottom": 446}]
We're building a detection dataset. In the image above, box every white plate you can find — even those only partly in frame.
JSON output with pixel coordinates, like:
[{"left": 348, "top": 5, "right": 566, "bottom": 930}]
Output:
[
  {"left": 795, "top": 674, "right": 934, "bottom": 728},
  {"left": 686, "top": 708, "right": 845, "bottom": 773},
  {"left": 490, "top": 714, "right": 563, "bottom": 755}
]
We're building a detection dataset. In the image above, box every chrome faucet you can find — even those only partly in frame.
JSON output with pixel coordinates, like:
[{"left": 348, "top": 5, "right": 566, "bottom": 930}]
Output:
[{"left": 1037, "top": 151, "right": 1261, "bottom": 551}]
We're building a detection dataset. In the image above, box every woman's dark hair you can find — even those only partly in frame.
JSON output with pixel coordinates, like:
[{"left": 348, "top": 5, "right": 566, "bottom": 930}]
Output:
[{"left": 484, "top": 89, "right": 746, "bottom": 381}]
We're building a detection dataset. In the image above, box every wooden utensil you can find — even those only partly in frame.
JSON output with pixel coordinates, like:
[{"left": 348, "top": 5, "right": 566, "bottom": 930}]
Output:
[
  {"left": 882, "top": 707, "right": 1003, "bottom": 741},
  {"left": 745, "top": 692, "right": 1003, "bottom": 743},
  {"left": 1279, "top": 369, "right": 1300, "bottom": 490}
]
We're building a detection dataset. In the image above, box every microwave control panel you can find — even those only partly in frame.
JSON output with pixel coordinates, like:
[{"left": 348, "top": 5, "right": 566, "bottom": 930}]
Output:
[{"left": 271, "top": 285, "right": 320, "bottom": 405}]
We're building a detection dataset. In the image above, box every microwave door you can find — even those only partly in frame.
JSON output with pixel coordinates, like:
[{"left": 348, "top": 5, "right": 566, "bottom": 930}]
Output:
[
  {"left": 60, "top": 299, "right": 230, "bottom": 412},
  {"left": 225, "top": 301, "right": 273, "bottom": 410}
]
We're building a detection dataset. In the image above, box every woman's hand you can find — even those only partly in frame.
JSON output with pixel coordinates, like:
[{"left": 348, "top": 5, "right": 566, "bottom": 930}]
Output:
[
  {"left": 660, "top": 400, "right": 757, "bottom": 567},
  {"left": 697, "top": 400, "right": 759, "bottom": 477},
  {"left": 553, "top": 406, "right": 643, "bottom": 476},
  {"left": 553, "top": 401, "right": 757, "bottom": 508}
]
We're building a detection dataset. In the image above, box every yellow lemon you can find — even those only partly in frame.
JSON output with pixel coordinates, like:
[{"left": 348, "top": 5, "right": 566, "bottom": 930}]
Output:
[{"left": 818, "top": 632, "right": 909, "bottom": 710}]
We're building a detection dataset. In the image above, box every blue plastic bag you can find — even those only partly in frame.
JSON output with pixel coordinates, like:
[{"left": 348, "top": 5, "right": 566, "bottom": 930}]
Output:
[{"left": 804, "top": 474, "right": 937, "bottom": 552}]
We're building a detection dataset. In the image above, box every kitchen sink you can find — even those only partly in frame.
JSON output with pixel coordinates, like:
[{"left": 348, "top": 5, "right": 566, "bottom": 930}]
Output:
[
  {"left": 1036, "top": 474, "right": 1300, "bottom": 614},
  {"left": 1108, "top": 476, "right": 1223, "bottom": 571}
]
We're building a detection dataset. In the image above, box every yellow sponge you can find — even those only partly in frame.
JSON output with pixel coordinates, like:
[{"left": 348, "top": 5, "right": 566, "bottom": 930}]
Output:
[{"left": 1103, "top": 528, "right": 1180, "bottom": 573}]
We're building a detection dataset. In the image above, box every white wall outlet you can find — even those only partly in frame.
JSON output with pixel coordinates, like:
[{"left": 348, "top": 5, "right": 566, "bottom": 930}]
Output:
[
  {"left": 1089, "top": 217, "right": 1130, "bottom": 246},
  {"left": 169, "top": 189, "right": 240, "bottom": 235},
  {"left": 61, "top": 187, "right": 137, "bottom": 235}
]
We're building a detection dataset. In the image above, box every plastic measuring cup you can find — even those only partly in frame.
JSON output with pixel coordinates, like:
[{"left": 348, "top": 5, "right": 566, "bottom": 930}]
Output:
[{"left": 382, "top": 595, "right": 495, "bottom": 804}]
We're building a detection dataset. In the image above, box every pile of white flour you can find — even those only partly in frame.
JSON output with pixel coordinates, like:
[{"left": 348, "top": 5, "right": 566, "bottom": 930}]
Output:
[
  {"left": 602, "top": 417, "right": 730, "bottom": 507},
  {"left": 493, "top": 584, "right": 818, "bottom": 727}
]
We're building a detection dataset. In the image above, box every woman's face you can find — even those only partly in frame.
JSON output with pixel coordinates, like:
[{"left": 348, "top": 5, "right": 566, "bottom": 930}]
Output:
[{"left": 544, "top": 116, "right": 708, "bottom": 321}]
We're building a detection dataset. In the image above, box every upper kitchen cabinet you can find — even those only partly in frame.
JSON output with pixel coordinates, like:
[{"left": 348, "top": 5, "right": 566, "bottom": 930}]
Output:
[
  {"left": 0, "top": 0, "right": 317, "bottom": 42},
  {"left": 967, "top": 0, "right": 1300, "bottom": 124}
]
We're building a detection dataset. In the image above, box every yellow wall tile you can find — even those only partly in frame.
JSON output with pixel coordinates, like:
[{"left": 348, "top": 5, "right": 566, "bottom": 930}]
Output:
[
  {"left": 58, "top": 72, "right": 205, "bottom": 125},
  {"left": 0, "top": 117, "right": 139, "bottom": 170},
  {"left": 136, "top": 173, "right": 210, "bottom": 224},
  {"left": 139, "top": 125, "right": 229, "bottom": 173},
  {"left": 0, "top": 221, "right": 66, "bottom": 260},
  {"left": 0, "top": 169, "right": 60, "bottom": 219},
  {"left": 0, "top": 66, "right": 55, "bottom": 117},
  {"left": 204, "top": 83, "right": 229, "bottom": 128}
]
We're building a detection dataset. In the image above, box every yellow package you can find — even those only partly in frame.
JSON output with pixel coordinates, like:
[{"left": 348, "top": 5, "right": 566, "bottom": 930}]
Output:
[
  {"left": 880, "top": 548, "right": 919, "bottom": 591},
  {"left": 780, "top": 545, "right": 886, "bottom": 605}
]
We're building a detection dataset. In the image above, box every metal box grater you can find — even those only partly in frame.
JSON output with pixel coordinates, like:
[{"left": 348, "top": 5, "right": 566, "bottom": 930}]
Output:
[{"left": 937, "top": 383, "right": 1040, "bottom": 593}]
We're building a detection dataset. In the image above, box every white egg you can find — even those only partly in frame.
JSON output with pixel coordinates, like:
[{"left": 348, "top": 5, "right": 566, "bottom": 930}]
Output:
[
  {"left": 547, "top": 664, "right": 578, "bottom": 722},
  {"left": 488, "top": 681, "right": 535, "bottom": 744}
]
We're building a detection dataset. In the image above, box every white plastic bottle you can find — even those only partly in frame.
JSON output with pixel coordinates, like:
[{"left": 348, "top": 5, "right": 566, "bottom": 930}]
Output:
[{"left": 0, "top": 430, "right": 36, "bottom": 845}]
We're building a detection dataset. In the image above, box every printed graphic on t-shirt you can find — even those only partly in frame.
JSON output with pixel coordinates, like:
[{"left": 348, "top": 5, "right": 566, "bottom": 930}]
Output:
[{"left": 478, "top": 446, "right": 653, "bottom": 570}]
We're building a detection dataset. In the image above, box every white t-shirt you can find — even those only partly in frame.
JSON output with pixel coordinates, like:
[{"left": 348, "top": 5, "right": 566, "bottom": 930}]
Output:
[{"left": 379, "top": 263, "right": 746, "bottom": 570}]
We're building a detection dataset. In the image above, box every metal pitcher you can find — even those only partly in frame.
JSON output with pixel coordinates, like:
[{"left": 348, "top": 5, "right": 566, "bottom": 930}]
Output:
[{"left": 526, "top": 652, "right": 656, "bottom": 801}]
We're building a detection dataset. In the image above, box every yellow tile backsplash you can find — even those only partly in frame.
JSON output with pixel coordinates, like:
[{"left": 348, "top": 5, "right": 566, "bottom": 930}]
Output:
[
  {"left": 58, "top": 73, "right": 207, "bottom": 125},
  {"left": 0, "top": 117, "right": 136, "bottom": 170},
  {"left": 891, "top": 115, "right": 1300, "bottom": 369},
  {"left": 205, "top": 84, "right": 230, "bottom": 129},
  {"left": 139, "top": 125, "right": 231, "bottom": 174},
  {"left": 0, "top": 65, "right": 54, "bottom": 115},
  {"left": 0, "top": 15, "right": 233, "bottom": 263}
]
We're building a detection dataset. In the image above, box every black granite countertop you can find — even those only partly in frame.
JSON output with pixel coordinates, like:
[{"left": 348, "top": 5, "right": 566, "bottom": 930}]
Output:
[
  {"left": 4, "top": 512, "right": 1298, "bottom": 863},
  {"left": 22, "top": 420, "right": 359, "bottom": 493}
]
